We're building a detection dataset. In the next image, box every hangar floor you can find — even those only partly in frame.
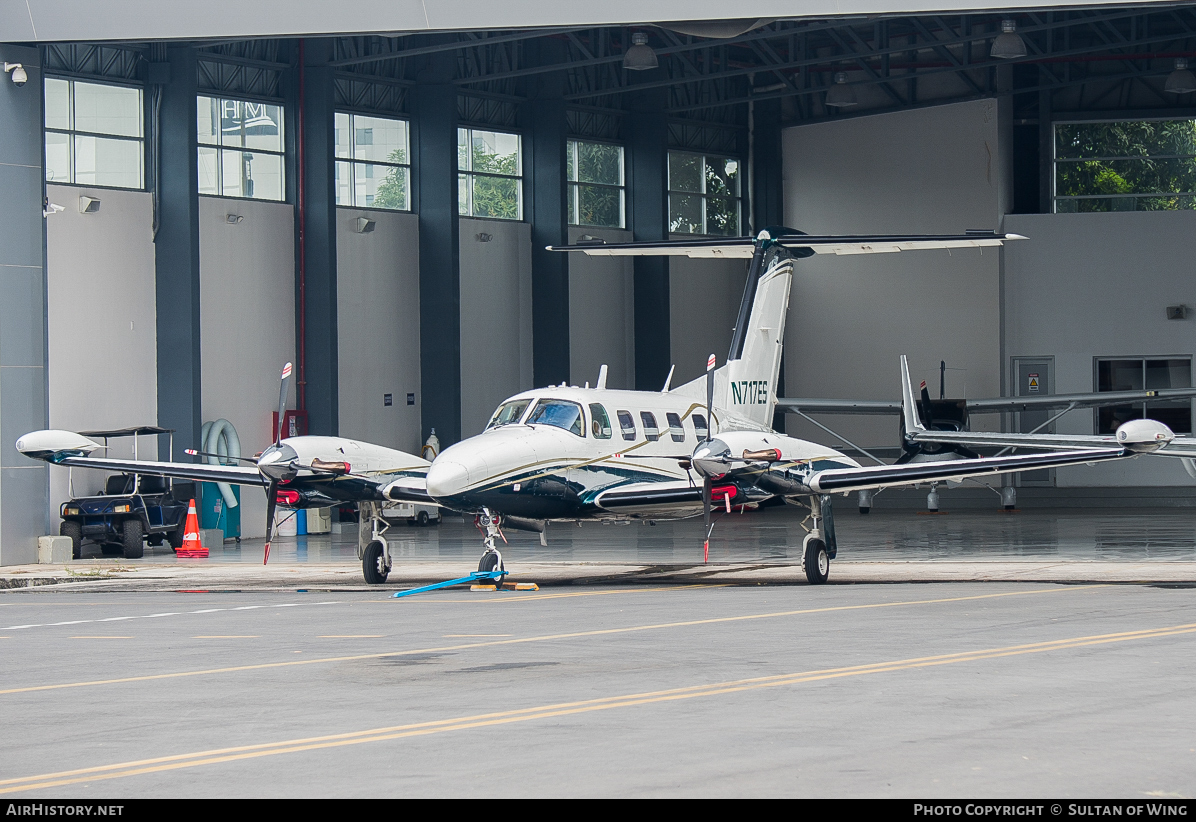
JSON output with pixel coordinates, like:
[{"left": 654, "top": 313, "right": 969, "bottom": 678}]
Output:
[
  {"left": 71, "top": 504, "right": 1196, "bottom": 565},
  {"left": 1, "top": 580, "right": 1193, "bottom": 797}
]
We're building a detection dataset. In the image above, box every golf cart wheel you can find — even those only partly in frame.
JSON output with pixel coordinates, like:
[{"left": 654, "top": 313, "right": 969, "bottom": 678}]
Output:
[
  {"left": 122, "top": 519, "right": 145, "bottom": 559},
  {"left": 60, "top": 520, "right": 82, "bottom": 560},
  {"left": 167, "top": 520, "right": 185, "bottom": 550},
  {"left": 362, "top": 540, "right": 389, "bottom": 585},
  {"left": 803, "top": 538, "right": 829, "bottom": 586}
]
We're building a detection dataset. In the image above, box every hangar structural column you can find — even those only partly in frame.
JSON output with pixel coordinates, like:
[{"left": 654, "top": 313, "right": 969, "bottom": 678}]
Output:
[
  {"left": 750, "top": 98, "right": 784, "bottom": 232},
  {"left": 627, "top": 87, "right": 670, "bottom": 391},
  {"left": 297, "top": 40, "right": 339, "bottom": 435},
  {"left": 413, "top": 52, "right": 462, "bottom": 445},
  {"left": 0, "top": 44, "right": 48, "bottom": 564},
  {"left": 523, "top": 42, "right": 569, "bottom": 389},
  {"left": 155, "top": 47, "right": 202, "bottom": 461}
]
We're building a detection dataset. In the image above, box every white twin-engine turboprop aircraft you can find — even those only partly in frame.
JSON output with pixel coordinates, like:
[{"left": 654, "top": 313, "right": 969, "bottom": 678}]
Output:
[{"left": 20, "top": 227, "right": 1196, "bottom": 586}]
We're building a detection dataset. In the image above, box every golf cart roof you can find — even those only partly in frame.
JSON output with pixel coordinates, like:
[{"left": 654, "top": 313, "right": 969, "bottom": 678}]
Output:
[{"left": 79, "top": 426, "right": 174, "bottom": 438}]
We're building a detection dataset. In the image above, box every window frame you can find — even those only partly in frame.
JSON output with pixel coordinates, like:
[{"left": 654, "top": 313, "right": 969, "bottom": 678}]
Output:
[
  {"left": 1093, "top": 355, "right": 1193, "bottom": 434},
  {"left": 617, "top": 410, "right": 637, "bottom": 442},
  {"left": 640, "top": 411, "right": 660, "bottom": 442},
  {"left": 197, "top": 93, "right": 286, "bottom": 202},
  {"left": 335, "top": 110, "right": 412, "bottom": 212},
  {"left": 588, "top": 403, "right": 613, "bottom": 440},
  {"left": 567, "top": 138, "right": 625, "bottom": 229},
  {"left": 458, "top": 126, "right": 524, "bottom": 221},
  {"left": 691, "top": 412, "right": 709, "bottom": 441},
  {"left": 667, "top": 150, "right": 742, "bottom": 237},
  {"left": 526, "top": 398, "right": 586, "bottom": 438},
  {"left": 665, "top": 412, "right": 686, "bottom": 443},
  {"left": 44, "top": 75, "right": 146, "bottom": 191},
  {"left": 1053, "top": 117, "right": 1196, "bottom": 213}
]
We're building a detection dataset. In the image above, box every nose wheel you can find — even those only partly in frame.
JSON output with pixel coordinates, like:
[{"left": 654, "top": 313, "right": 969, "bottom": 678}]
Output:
[{"left": 475, "top": 508, "right": 508, "bottom": 588}]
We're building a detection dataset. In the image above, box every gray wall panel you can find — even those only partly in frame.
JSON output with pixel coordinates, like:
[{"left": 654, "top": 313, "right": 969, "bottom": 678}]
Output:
[
  {"left": 1, "top": 366, "right": 46, "bottom": 468},
  {"left": 567, "top": 226, "right": 634, "bottom": 391},
  {"left": 0, "top": 263, "right": 43, "bottom": 368},
  {"left": 0, "top": 164, "right": 45, "bottom": 268},
  {"left": 1, "top": 468, "right": 45, "bottom": 565}
]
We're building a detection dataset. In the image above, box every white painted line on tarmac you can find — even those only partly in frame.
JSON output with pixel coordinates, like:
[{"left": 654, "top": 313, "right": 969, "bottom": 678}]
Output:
[{"left": 0, "top": 601, "right": 341, "bottom": 632}]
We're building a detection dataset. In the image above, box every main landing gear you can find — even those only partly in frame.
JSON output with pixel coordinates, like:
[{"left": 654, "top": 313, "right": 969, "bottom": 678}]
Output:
[
  {"left": 475, "top": 508, "right": 508, "bottom": 587},
  {"left": 358, "top": 502, "right": 391, "bottom": 585},
  {"left": 799, "top": 494, "right": 838, "bottom": 586}
]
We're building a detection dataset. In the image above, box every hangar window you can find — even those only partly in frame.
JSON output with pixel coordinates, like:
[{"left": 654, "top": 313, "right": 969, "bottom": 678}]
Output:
[
  {"left": 44, "top": 78, "right": 144, "bottom": 189},
  {"left": 1096, "top": 358, "right": 1192, "bottom": 434},
  {"left": 668, "top": 151, "right": 740, "bottom": 236},
  {"left": 1055, "top": 119, "right": 1196, "bottom": 213},
  {"left": 458, "top": 128, "right": 522, "bottom": 220},
  {"left": 567, "top": 140, "right": 624, "bottom": 228},
  {"left": 335, "top": 113, "right": 410, "bottom": 211},
  {"left": 197, "top": 95, "right": 284, "bottom": 201}
]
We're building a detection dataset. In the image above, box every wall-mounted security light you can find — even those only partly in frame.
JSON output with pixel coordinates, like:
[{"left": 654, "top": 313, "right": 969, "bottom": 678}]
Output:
[
  {"left": 355, "top": 217, "right": 375, "bottom": 234},
  {"left": 623, "top": 33, "right": 658, "bottom": 71},
  {"left": 225, "top": 213, "right": 244, "bottom": 224},
  {"left": 43, "top": 203, "right": 65, "bottom": 218},
  {"left": 78, "top": 196, "right": 101, "bottom": 214},
  {"left": 824, "top": 72, "right": 857, "bottom": 108},
  {"left": 475, "top": 232, "right": 493, "bottom": 243},
  {"left": 1167, "top": 305, "right": 1188, "bottom": 320},
  {"left": 990, "top": 19, "right": 1027, "bottom": 60},
  {"left": 4, "top": 63, "right": 27, "bottom": 87},
  {"left": 1165, "top": 58, "right": 1196, "bottom": 94}
]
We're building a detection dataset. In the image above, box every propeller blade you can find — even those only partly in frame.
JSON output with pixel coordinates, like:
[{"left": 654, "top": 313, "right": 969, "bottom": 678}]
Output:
[
  {"left": 184, "top": 448, "right": 258, "bottom": 464},
  {"left": 919, "top": 380, "right": 934, "bottom": 430},
  {"left": 263, "top": 478, "right": 278, "bottom": 565},
  {"left": 702, "top": 476, "right": 712, "bottom": 563},
  {"left": 275, "top": 362, "right": 293, "bottom": 446},
  {"left": 705, "top": 353, "right": 716, "bottom": 443}
]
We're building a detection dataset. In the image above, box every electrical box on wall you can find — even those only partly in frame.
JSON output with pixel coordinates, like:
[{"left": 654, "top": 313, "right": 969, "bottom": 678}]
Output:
[{"left": 271, "top": 409, "right": 308, "bottom": 441}]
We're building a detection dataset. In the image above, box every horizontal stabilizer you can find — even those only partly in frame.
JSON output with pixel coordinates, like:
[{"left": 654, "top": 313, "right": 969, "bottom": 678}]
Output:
[{"left": 547, "top": 232, "right": 1023, "bottom": 258}]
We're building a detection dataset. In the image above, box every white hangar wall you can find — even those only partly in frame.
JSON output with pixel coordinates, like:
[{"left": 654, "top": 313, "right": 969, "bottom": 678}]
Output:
[
  {"left": 1003, "top": 211, "right": 1196, "bottom": 488},
  {"left": 780, "top": 97, "right": 1011, "bottom": 449},
  {"left": 45, "top": 184, "right": 158, "bottom": 516},
  {"left": 198, "top": 196, "right": 296, "bottom": 538},
  {"left": 336, "top": 208, "right": 422, "bottom": 455}
]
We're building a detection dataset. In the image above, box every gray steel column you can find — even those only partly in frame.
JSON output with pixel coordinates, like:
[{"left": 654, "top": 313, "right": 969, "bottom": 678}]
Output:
[
  {"left": 154, "top": 46, "right": 202, "bottom": 456},
  {"left": 412, "top": 53, "right": 461, "bottom": 445},
  {"left": 0, "top": 44, "right": 48, "bottom": 564},
  {"left": 524, "top": 43, "right": 569, "bottom": 389},
  {"left": 298, "top": 39, "right": 338, "bottom": 435},
  {"left": 627, "top": 89, "right": 670, "bottom": 392}
]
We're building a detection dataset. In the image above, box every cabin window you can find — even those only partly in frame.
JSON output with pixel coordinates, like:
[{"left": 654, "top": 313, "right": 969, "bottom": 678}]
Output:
[
  {"left": 640, "top": 412, "right": 660, "bottom": 441},
  {"left": 589, "top": 403, "right": 613, "bottom": 439},
  {"left": 692, "top": 413, "right": 709, "bottom": 440},
  {"left": 527, "top": 399, "right": 585, "bottom": 437},
  {"left": 665, "top": 413, "right": 685, "bottom": 443},
  {"left": 617, "top": 410, "right": 636, "bottom": 441},
  {"left": 486, "top": 399, "right": 530, "bottom": 429}
]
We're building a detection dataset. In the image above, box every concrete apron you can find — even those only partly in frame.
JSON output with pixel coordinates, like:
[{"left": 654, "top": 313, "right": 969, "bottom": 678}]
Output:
[{"left": 3, "top": 560, "right": 1196, "bottom": 592}]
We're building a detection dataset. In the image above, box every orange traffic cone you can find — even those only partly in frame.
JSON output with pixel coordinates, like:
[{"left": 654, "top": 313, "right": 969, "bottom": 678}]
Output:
[{"left": 177, "top": 498, "right": 208, "bottom": 558}]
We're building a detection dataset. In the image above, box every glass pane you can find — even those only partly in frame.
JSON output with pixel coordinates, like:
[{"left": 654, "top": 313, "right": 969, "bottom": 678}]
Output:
[
  {"left": 470, "top": 130, "right": 520, "bottom": 176},
  {"left": 470, "top": 174, "right": 520, "bottom": 220},
  {"left": 198, "top": 146, "right": 219, "bottom": 194},
  {"left": 1056, "top": 157, "right": 1196, "bottom": 198},
  {"left": 692, "top": 413, "right": 708, "bottom": 440},
  {"left": 1056, "top": 120, "right": 1196, "bottom": 161},
  {"left": 458, "top": 174, "right": 470, "bottom": 215},
  {"left": 352, "top": 114, "right": 407, "bottom": 165},
  {"left": 575, "top": 184, "right": 622, "bottom": 228},
  {"left": 705, "top": 194, "right": 740, "bottom": 236},
  {"left": 487, "top": 400, "right": 530, "bottom": 429},
  {"left": 1145, "top": 359, "right": 1190, "bottom": 390},
  {"left": 640, "top": 412, "right": 659, "bottom": 441},
  {"left": 73, "top": 82, "right": 141, "bottom": 138},
  {"left": 334, "top": 159, "right": 351, "bottom": 206},
  {"left": 457, "top": 128, "right": 470, "bottom": 171},
  {"left": 669, "top": 193, "right": 703, "bottom": 234},
  {"left": 669, "top": 152, "right": 702, "bottom": 193},
  {"left": 197, "top": 96, "right": 219, "bottom": 146},
  {"left": 588, "top": 404, "right": 612, "bottom": 439},
  {"left": 1145, "top": 403, "right": 1191, "bottom": 434},
  {"left": 566, "top": 140, "right": 577, "bottom": 182},
  {"left": 73, "top": 135, "right": 142, "bottom": 188},
  {"left": 706, "top": 156, "right": 739, "bottom": 197},
  {"left": 45, "top": 132, "right": 72, "bottom": 184},
  {"left": 238, "top": 101, "right": 282, "bottom": 152},
  {"left": 527, "top": 399, "right": 584, "bottom": 437},
  {"left": 243, "top": 150, "right": 283, "bottom": 201},
  {"left": 666, "top": 412, "right": 685, "bottom": 443},
  {"left": 576, "top": 141, "right": 622, "bottom": 185},
  {"left": 44, "top": 78, "right": 70, "bottom": 130},
  {"left": 567, "top": 183, "right": 577, "bottom": 225},
  {"left": 617, "top": 410, "right": 636, "bottom": 441},
  {"left": 1098, "top": 360, "right": 1143, "bottom": 392},
  {"left": 334, "top": 112, "right": 351, "bottom": 159},
  {"left": 356, "top": 163, "right": 408, "bottom": 210},
  {"left": 221, "top": 148, "right": 244, "bottom": 197}
]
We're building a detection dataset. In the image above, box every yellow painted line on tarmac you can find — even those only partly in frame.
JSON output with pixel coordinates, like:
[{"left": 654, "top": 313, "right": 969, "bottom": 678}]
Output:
[
  {"left": 0, "top": 585, "right": 1109, "bottom": 698},
  {"left": 3, "top": 617, "right": 1193, "bottom": 794}
]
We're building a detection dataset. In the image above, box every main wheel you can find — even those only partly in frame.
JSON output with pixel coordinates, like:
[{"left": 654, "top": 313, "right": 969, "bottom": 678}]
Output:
[
  {"left": 122, "top": 518, "right": 145, "bottom": 559},
  {"left": 803, "top": 537, "right": 829, "bottom": 585},
  {"left": 60, "top": 520, "right": 82, "bottom": 560},
  {"left": 416, "top": 510, "right": 430, "bottom": 526},
  {"left": 362, "top": 540, "right": 389, "bottom": 584}
]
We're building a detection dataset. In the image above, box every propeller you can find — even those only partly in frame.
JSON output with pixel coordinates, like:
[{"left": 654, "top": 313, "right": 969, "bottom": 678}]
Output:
[
  {"left": 263, "top": 362, "right": 292, "bottom": 565},
  {"left": 703, "top": 354, "right": 715, "bottom": 563}
]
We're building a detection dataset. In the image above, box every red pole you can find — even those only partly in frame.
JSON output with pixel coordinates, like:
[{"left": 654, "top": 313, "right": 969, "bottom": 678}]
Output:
[{"left": 296, "top": 39, "right": 307, "bottom": 414}]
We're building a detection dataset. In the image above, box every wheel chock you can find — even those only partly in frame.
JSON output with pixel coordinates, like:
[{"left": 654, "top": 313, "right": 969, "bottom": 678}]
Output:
[
  {"left": 470, "top": 584, "right": 498, "bottom": 591},
  {"left": 502, "top": 582, "right": 539, "bottom": 591},
  {"left": 392, "top": 570, "right": 506, "bottom": 599}
]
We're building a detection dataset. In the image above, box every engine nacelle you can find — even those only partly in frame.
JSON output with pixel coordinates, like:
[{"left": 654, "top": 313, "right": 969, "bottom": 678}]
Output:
[
  {"left": 1115, "top": 419, "right": 1174, "bottom": 452},
  {"left": 15, "top": 429, "right": 101, "bottom": 460}
]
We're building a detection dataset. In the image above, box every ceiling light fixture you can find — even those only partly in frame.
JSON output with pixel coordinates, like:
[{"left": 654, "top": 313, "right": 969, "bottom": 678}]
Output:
[
  {"left": 1165, "top": 58, "right": 1196, "bottom": 94},
  {"left": 824, "top": 72, "right": 857, "bottom": 108},
  {"left": 990, "top": 19, "right": 1027, "bottom": 60},
  {"left": 623, "top": 33, "right": 658, "bottom": 71}
]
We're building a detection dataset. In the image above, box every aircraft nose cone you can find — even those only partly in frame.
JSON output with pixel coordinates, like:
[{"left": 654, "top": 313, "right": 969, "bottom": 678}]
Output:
[{"left": 426, "top": 460, "right": 470, "bottom": 499}]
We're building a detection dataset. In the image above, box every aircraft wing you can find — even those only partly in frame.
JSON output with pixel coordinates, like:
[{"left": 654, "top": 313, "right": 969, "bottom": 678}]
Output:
[
  {"left": 41, "top": 454, "right": 267, "bottom": 486},
  {"left": 808, "top": 447, "right": 1128, "bottom": 493},
  {"left": 547, "top": 232, "right": 1022, "bottom": 259},
  {"left": 592, "top": 481, "right": 704, "bottom": 516},
  {"left": 964, "top": 388, "right": 1196, "bottom": 413},
  {"left": 906, "top": 428, "right": 1196, "bottom": 458}
]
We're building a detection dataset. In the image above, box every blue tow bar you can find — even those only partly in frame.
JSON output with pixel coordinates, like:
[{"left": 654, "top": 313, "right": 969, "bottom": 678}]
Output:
[{"left": 391, "top": 570, "right": 507, "bottom": 599}]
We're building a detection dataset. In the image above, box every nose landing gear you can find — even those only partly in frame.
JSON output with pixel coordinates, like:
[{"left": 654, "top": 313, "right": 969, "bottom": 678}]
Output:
[{"left": 475, "top": 508, "right": 508, "bottom": 587}]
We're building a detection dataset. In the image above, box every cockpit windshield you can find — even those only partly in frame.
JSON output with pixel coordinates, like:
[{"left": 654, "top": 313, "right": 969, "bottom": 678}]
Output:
[
  {"left": 526, "top": 399, "right": 585, "bottom": 437},
  {"left": 486, "top": 399, "right": 530, "bottom": 430}
]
